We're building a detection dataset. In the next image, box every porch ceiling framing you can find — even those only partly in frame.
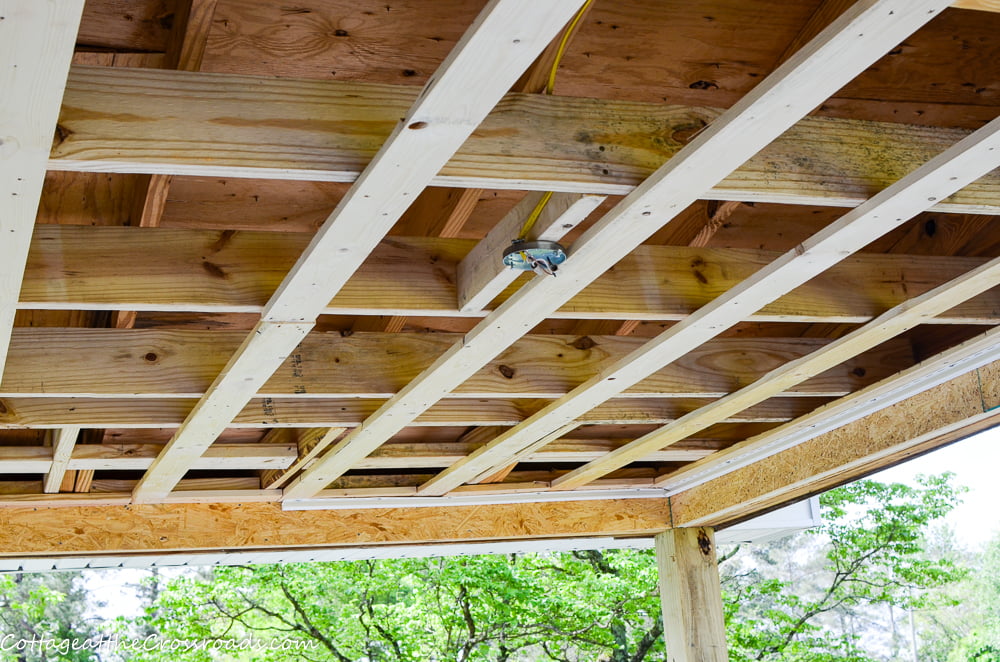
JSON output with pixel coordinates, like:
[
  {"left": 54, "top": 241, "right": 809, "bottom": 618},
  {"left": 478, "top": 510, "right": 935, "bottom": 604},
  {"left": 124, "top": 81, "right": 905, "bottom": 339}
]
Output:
[
  {"left": 283, "top": 0, "right": 963, "bottom": 500},
  {"left": 0, "top": 0, "right": 995, "bottom": 531}
]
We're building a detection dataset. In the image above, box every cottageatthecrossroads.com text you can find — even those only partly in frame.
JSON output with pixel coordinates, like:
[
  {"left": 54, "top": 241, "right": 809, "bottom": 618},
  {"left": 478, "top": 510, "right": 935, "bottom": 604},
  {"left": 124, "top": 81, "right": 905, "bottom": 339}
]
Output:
[{"left": 0, "top": 633, "right": 320, "bottom": 655}]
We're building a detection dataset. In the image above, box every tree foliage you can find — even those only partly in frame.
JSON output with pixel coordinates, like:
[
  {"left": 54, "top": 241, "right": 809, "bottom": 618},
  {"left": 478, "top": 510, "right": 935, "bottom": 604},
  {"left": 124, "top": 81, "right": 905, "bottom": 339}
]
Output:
[
  {"left": 723, "top": 474, "right": 967, "bottom": 662},
  {"left": 129, "top": 550, "right": 662, "bottom": 662},
  {"left": 0, "top": 572, "right": 100, "bottom": 662}
]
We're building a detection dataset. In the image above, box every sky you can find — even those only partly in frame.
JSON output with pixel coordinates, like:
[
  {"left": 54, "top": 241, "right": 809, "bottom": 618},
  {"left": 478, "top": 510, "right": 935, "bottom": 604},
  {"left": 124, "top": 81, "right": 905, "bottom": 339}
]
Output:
[{"left": 873, "top": 424, "right": 1000, "bottom": 546}]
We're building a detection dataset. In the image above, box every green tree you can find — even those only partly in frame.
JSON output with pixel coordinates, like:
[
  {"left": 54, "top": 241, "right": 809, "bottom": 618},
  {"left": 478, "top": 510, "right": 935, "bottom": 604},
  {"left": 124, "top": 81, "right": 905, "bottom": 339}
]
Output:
[
  {"left": 0, "top": 571, "right": 100, "bottom": 662},
  {"left": 722, "top": 474, "right": 966, "bottom": 662},
  {"left": 942, "top": 533, "right": 1000, "bottom": 662},
  {"left": 128, "top": 550, "right": 662, "bottom": 662}
]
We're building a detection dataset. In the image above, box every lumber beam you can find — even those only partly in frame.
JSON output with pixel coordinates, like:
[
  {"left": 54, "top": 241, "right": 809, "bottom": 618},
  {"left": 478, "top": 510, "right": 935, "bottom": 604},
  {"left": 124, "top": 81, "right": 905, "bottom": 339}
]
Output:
[
  {"left": 283, "top": 0, "right": 955, "bottom": 500},
  {"left": 50, "top": 67, "right": 1000, "bottom": 214},
  {"left": 669, "top": 357, "right": 1000, "bottom": 529},
  {"left": 164, "top": 0, "right": 219, "bottom": 71},
  {"left": 1, "top": 331, "right": 906, "bottom": 399},
  {"left": 422, "top": 113, "right": 1000, "bottom": 495},
  {"left": 21, "top": 226, "right": 1000, "bottom": 324},
  {"left": 0, "top": 498, "right": 670, "bottom": 555},
  {"left": 357, "top": 439, "right": 718, "bottom": 470},
  {"left": 72, "top": 443, "right": 296, "bottom": 471},
  {"left": 551, "top": 254, "right": 1000, "bottom": 489},
  {"left": 777, "top": 0, "right": 857, "bottom": 65},
  {"left": 0, "top": 440, "right": 716, "bottom": 479},
  {"left": 0, "top": 443, "right": 297, "bottom": 473},
  {"left": 656, "top": 528, "right": 728, "bottom": 662},
  {"left": 131, "top": 0, "right": 589, "bottom": 503},
  {"left": 0, "top": 0, "right": 84, "bottom": 377},
  {"left": 0, "top": 396, "right": 826, "bottom": 430}
]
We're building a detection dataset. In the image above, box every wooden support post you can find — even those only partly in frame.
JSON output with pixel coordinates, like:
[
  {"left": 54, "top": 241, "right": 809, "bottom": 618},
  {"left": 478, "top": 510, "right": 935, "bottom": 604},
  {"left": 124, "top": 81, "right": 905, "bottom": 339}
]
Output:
[{"left": 656, "top": 527, "right": 728, "bottom": 662}]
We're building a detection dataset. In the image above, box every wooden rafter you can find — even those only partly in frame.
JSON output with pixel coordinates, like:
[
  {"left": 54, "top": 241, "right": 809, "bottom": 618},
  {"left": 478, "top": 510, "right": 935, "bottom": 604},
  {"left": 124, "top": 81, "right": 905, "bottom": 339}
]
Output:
[
  {"left": 2, "top": 331, "right": 907, "bottom": 399},
  {"left": 51, "top": 66, "right": 1000, "bottom": 214},
  {"left": 283, "top": 0, "right": 955, "bottom": 501},
  {"left": 0, "top": 397, "right": 828, "bottom": 431},
  {"left": 0, "top": 442, "right": 297, "bottom": 474},
  {"left": 951, "top": 0, "right": 1000, "bottom": 11},
  {"left": 130, "top": 0, "right": 589, "bottom": 503}
]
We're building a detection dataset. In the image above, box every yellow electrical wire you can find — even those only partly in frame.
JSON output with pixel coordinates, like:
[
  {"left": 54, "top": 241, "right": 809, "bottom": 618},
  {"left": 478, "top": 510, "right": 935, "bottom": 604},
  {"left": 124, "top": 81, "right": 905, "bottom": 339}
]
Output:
[
  {"left": 516, "top": 0, "right": 594, "bottom": 241},
  {"left": 546, "top": 0, "right": 594, "bottom": 96},
  {"left": 517, "top": 191, "right": 554, "bottom": 239}
]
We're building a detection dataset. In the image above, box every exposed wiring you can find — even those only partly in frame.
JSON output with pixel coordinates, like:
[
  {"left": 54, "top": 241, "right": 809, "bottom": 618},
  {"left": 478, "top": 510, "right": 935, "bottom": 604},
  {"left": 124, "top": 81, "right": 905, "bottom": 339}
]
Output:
[
  {"left": 517, "top": 191, "right": 554, "bottom": 239},
  {"left": 517, "top": 0, "right": 594, "bottom": 240},
  {"left": 546, "top": 0, "right": 594, "bottom": 95}
]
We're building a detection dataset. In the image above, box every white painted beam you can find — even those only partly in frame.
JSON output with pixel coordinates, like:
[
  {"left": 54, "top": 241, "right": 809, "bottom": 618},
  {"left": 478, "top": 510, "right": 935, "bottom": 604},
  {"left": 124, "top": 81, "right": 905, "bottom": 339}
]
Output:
[{"left": 0, "top": 0, "right": 84, "bottom": 376}]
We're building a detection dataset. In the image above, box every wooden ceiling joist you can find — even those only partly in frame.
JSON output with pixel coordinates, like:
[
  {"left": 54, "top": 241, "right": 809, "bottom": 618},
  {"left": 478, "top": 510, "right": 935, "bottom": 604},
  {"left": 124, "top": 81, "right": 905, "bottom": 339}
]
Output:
[
  {"left": 425, "top": 114, "right": 1000, "bottom": 495},
  {"left": 952, "top": 0, "right": 1000, "bottom": 11},
  {"left": 0, "top": 442, "right": 297, "bottom": 474},
  {"left": 0, "top": 396, "right": 828, "bottom": 431},
  {"left": 282, "top": 0, "right": 956, "bottom": 501},
  {"left": 0, "top": 0, "right": 84, "bottom": 377},
  {"left": 20, "top": 226, "right": 1000, "bottom": 324},
  {"left": 130, "top": 0, "right": 590, "bottom": 503},
  {"left": 49, "top": 67, "right": 1000, "bottom": 215},
  {"left": 0, "top": 330, "right": 910, "bottom": 399}
]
